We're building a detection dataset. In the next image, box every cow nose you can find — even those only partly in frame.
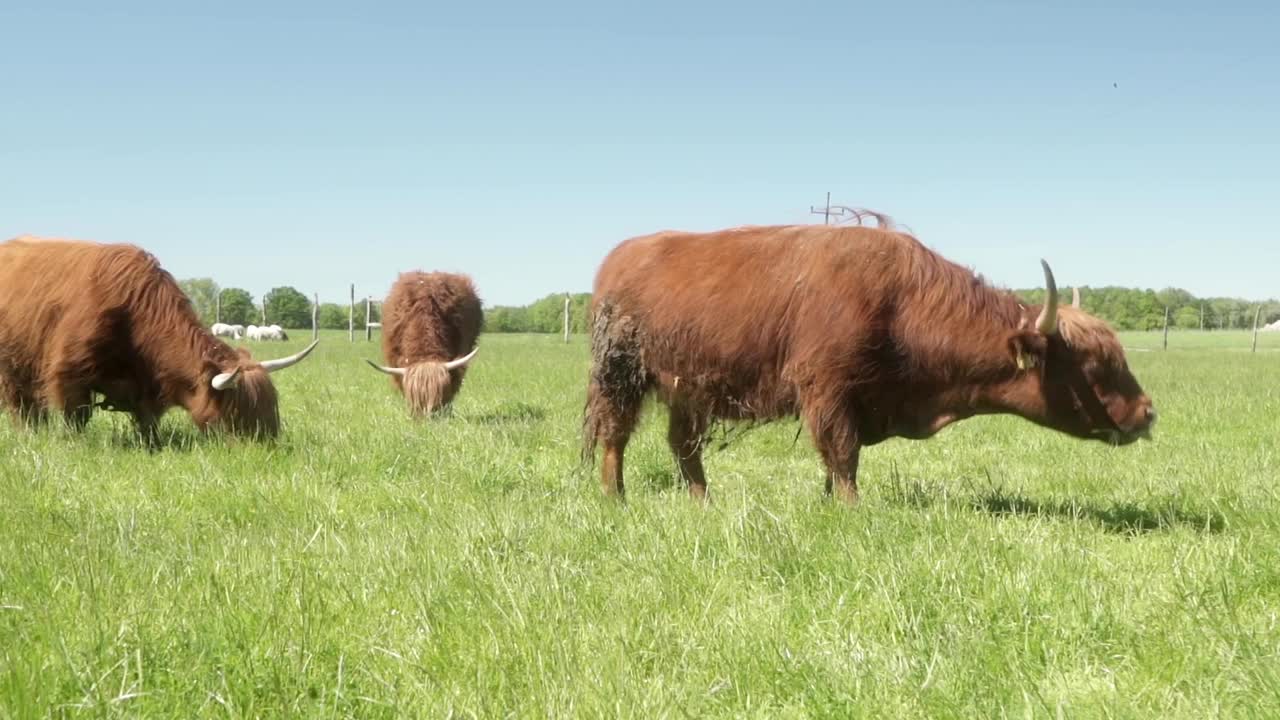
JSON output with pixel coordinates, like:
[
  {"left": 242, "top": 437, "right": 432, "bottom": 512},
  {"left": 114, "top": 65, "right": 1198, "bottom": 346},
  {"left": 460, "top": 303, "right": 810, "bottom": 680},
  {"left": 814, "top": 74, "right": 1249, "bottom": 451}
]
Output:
[{"left": 1144, "top": 405, "right": 1157, "bottom": 427}]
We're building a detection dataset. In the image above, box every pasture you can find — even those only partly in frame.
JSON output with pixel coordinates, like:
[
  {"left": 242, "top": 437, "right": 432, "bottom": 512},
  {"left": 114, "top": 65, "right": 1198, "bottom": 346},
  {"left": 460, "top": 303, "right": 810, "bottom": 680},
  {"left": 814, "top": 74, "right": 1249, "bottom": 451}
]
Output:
[{"left": 2, "top": 330, "right": 1278, "bottom": 717}]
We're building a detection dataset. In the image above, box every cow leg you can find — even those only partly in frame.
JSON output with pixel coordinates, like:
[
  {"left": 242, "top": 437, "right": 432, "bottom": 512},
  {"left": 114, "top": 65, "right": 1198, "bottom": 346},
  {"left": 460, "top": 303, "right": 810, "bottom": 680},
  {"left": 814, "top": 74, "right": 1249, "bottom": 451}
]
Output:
[
  {"left": 584, "top": 307, "right": 650, "bottom": 499},
  {"left": 667, "top": 402, "right": 709, "bottom": 500},
  {"left": 599, "top": 404, "right": 640, "bottom": 498},
  {"left": 586, "top": 380, "right": 643, "bottom": 498},
  {"left": 17, "top": 392, "right": 47, "bottom": 427},
  {"left": 822, "top": 444, "right": 861, "bottom": 505},
  {"left": 133, "top": 411, "right": 161, "bottom": 449},
  {"left": 1, "top": 366, "right": 48, "bottom": 427},
  {"left": 2, "top": 379, "right": 44, "bottom": 427},
  {"left": 61, "top": 389, "right": 93, "bottom": 430},
  {"left": 44, "top": 377, "right": 93, "bottom": 432},
  {"left": 805, "top": 406, "right": 862, "bottom": 505},
  {"left": 602, "top": 439, "right": 628, "bottom": 498}
]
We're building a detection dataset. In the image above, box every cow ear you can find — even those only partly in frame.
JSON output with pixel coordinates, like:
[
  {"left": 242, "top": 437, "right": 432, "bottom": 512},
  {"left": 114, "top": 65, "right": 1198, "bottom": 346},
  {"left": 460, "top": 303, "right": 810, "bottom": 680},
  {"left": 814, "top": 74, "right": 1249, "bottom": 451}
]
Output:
[{"left": 1009, "top": 332, "right": 1047, "bottom": 372}]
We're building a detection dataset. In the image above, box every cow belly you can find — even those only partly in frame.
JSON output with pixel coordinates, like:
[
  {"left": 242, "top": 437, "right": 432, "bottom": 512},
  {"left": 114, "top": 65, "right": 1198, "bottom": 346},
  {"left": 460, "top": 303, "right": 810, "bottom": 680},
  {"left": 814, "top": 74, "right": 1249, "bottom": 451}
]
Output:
[{"left": 654, "top": 368, "right": 796, "bottom": 422}]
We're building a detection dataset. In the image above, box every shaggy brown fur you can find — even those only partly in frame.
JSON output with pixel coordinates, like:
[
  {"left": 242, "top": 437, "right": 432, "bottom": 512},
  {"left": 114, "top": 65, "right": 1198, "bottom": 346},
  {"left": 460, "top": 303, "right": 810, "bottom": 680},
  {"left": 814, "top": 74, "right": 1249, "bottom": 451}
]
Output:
[
  {"left": 583, "top": 220, "right": 1156, "bottom": 503},
  {"left": 0, "top": 236, "right": 291, "bottom": 440},
  {"left": 379, "top": 271, "right": 483, "bottom": 417}
]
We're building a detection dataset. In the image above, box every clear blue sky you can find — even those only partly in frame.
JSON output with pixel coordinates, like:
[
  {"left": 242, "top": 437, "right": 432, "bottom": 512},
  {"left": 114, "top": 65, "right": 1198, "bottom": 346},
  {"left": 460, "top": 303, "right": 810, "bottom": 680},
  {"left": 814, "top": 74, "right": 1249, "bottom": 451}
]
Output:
[{"left": 3, "top": 1, "right": 1276, "bottom": 306}]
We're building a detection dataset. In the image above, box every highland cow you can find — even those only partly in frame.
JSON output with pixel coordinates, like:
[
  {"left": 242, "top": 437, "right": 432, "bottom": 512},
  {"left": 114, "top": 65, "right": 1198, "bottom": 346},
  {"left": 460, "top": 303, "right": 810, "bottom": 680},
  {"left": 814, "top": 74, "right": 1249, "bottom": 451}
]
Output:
[
  {"left": 365, "top": 271, "right": 482, "bottom": 416},
  {"left": 0, "top": 236, "right": 318, "bottom": 441},
  {"left": 583, "top": 219, "right": 1156, "bottom": 504}
]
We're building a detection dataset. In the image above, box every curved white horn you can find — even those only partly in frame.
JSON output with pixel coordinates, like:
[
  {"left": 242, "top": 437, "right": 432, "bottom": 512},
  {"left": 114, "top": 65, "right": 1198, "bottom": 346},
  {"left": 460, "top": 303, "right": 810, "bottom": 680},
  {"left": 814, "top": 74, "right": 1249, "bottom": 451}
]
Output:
[
  {"left": 443, "top": 347, "right": 479, "bottom": 370},
  {"left": 1035, "top": 259, "right": 1060, "bottom": 335},
  {"left": 365, "top": 359, "right": 407, "bottom": 377},
  {"left": 260, "top": 340, "right": 319, "bottom": 373},
  {"left": 211, "top": 367, "right": 242, "bottom": 390},
  {"left": 1071, "top": 286, "right": 1081, "bottom": 309}
]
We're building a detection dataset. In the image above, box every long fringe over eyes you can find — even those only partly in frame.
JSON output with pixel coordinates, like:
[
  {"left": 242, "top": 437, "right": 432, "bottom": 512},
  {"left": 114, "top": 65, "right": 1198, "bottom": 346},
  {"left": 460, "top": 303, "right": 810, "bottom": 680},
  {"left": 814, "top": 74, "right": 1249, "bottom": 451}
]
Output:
[{"left": 403, "top": 362, "right": 453, "bottom": 417}]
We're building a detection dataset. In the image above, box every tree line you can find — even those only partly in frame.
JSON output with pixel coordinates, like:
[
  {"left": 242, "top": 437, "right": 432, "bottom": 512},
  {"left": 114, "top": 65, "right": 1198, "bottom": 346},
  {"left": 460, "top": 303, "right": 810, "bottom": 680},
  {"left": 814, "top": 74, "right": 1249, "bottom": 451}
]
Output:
[
  {"left": 180, "top": 281, "right": 1277, "bottom": 334},
  {"left": 1013, "top": 286, "right": 1278, "bottom": 331},
  {"left": 482, "top": 288, "right": 1279, "bottom": 334},
  {"left": 178, "top": 279, "right": 380, "bottom": 330},
  {"left": 485, "top": 293, "right": 592, "bottom": 334}
]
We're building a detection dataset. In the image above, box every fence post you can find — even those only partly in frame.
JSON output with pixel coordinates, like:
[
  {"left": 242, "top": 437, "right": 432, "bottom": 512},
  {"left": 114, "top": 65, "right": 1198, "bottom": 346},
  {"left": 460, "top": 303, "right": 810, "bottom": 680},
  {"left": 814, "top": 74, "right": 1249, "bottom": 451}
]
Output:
[
  {"left": 216, "top": 291, "right": 221, "bottom": 324},
  {"left": 1200, "top": 304, "right": 1205, "bottom": 331},
  {"left": 349, "top": 284, "right": 355, "bottom": 342},
  {"left": 366, "top": 296, "right": 373, "bottom": 342},
  {"left": 1253, "top": 306, "right": 1262, "bottom": 353},
  {"left": 312, "top": 292, "right": 319, "bottom": 341},
  {"left": 1162, "top": 306, "right": 1169, "bottom": 350},
  {"left": 563, "top": 294, "right": 570, "bottom": 343}
]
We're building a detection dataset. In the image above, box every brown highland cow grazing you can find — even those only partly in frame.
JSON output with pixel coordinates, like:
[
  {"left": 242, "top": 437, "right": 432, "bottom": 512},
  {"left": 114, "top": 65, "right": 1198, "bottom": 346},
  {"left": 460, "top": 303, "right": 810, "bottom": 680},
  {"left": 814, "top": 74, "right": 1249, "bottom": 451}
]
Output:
[
  {"left": 584, "top": 218, "right": 1156, "bottom": 504},
  {"left": 0, "top": 237, "right": 318, "bottom": 441},
  {"left": 366, "top": 271, "right": 482, "bottom": 416}
]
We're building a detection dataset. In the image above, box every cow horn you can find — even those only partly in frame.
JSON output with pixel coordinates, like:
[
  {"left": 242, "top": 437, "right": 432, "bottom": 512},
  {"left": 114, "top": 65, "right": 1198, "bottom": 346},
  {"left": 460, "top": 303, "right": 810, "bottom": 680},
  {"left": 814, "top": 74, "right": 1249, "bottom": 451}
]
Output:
[
  {"left": 260, "top": 340, "right": 319, "bottom": 373},
  {"left": 443, "top": 347, "right": 479, "bottom": 370},
  {"left": 1071, "top": 286, "right": 1081, "bottom": 309},
  {"left": 1036, "top": 260, "right": 1059, "bottom": 335},
  {"left": 365, "top": 359, "right": 408, "bottom": 377},
  {"left": 211, "top": 366, "right": 242, "bottom": 390}
]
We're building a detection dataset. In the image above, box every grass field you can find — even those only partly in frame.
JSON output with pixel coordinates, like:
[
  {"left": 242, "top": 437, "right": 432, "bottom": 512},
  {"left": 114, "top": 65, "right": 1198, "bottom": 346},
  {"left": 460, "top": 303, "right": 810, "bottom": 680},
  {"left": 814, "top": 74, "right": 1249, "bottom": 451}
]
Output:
[{"left": 2, "top": 330, "right": 1279, "bottom": 718}]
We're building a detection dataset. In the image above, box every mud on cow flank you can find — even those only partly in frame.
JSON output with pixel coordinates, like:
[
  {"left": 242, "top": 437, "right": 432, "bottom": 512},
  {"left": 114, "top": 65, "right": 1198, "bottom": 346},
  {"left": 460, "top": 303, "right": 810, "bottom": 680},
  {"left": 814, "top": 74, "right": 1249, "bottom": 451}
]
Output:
[
  {"left": 367, "top": 271, "right": 482, "bottom": 417},
  {"left": 0, "top": 236, "right": 319, "bottom": 442},
  {"left": 583, "top": 218, "right": 1157, "bottom": 504}
]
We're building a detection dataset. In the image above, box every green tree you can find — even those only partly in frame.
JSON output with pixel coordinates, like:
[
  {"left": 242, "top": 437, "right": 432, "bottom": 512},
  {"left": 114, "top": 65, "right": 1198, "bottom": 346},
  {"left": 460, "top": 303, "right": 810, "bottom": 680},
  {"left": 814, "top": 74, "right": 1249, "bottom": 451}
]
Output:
[
  {"left": 178, "top": 278, "right": 220, "bottom": 326},
  {"left": 263, "top": 286, "right": 312, "bottom": 329},
  {"left": 1156, "top": 287, "right": 1193, "bottom": 311},
  {"left": 570, "top": 293, "right": 591, "bottom": 333},
  {"left": 318, "top": 303, "right": 349, "bottom": 330},
  {"left": 1173, "top": 306, "right": 1200, "bottom": 329},
  {"left": 484, "top": 306, "right": 529, "bottom": 332},
  {"left": 312, "top": 301, "right": 382, "bottom": 330},
  {"left": 219, "top": 288, "right": 256, "bottom": 326}
]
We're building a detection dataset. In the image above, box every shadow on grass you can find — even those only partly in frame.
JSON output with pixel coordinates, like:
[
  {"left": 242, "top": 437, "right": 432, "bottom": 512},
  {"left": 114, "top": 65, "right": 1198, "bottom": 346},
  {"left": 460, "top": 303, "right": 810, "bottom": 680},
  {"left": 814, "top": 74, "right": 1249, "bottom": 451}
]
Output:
[
  {"left": 468, "top": 401, "right": 547, "bottom": 425},
  {"left": 974, "top": 489, "right": 1226, "bottom": 535},
  {"left": 882, "top": 471, "right": 1226, "bottom": 535}
]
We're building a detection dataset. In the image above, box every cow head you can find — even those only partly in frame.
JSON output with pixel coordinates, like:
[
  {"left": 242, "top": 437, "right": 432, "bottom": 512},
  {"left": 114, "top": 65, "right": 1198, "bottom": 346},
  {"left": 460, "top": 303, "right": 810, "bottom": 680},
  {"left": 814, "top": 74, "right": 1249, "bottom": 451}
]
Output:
[
  {"left": 365, "top": 347, "right": 478, "bottom": 417},
  {"left": 1009, "top": 262, "right": 1155, "bottom": 445},
  {"left": 193, "top": 340, "right": 319, "bottom": 438}
]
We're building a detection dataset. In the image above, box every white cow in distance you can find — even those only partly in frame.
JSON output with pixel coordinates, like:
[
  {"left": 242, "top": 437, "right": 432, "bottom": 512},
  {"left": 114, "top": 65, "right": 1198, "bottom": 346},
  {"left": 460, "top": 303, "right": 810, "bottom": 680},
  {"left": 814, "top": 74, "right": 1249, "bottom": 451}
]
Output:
[
  {"left": 211, "top": 322, "right": 242, "bottom": 340},
  {"left": 245, "top": 324, "right": 289, "bottom": 341}
]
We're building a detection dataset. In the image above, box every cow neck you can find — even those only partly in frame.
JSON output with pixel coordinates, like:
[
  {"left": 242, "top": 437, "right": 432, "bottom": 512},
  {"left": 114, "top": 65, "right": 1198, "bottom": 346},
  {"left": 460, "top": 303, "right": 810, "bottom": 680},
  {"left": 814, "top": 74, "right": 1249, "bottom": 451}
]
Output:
[
  {"left": 141, "top": 323, "right": 237, "bottom": 406},
  {"left": 911, "top": 287, "right": 1026, "bottom": 382},
  {"left": 925, "top": 293, "right": 1032, "bottom": 421}
]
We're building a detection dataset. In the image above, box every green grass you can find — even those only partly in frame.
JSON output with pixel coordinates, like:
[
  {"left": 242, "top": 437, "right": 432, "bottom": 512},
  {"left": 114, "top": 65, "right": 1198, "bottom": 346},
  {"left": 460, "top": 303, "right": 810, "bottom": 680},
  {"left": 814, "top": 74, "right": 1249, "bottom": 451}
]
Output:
[
  {"left": 1121, "top": 328, "right": 1280, "bottom": 352},
  {"left": 2, "top": 330, "right": 1279, "bottom": 718}
]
